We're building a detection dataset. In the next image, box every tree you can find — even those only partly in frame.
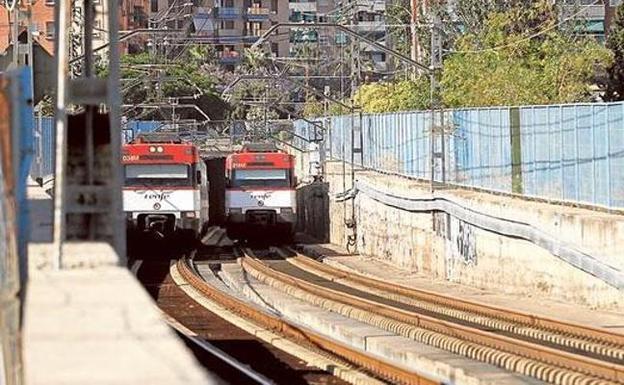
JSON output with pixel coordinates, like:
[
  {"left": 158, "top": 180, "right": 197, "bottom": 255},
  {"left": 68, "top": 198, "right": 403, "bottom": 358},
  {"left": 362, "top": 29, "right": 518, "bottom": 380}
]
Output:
[
  {"left": 353, "top": 78, "right": 431, "bottom": 113},
  {"left": 386, "top": 0, "right": 412, "bottom": 57},
  {"left": 441, "top": 1, "right": 612, "bottom": 107},
  {"left": 118, "top": 51, "right": 229, "bottom": 121},
  {"left": 302, "top": 98, "right": 325, "bottom": 118},
  {"left": 605, "top": 3, "right": 624, "bottom": 101}
]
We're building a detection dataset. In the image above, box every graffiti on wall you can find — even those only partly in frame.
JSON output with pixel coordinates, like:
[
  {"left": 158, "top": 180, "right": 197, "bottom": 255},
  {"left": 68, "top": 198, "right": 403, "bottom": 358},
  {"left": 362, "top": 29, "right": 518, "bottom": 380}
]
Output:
[
  {"left": 434, "top": 212, "right": 477, "bottom": 279},
  {"left": 455, "top": 220, "right": 477, "bottom": 266}
]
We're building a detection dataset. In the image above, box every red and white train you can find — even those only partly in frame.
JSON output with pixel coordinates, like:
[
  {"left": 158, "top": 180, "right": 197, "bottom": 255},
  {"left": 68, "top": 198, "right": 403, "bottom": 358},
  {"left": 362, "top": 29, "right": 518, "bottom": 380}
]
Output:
[
  {"left": 122, "top": 134, "right": 209, "bottom": 243},
  {"left": 225, "top": 143, "right": 297, "bottom": 240}
]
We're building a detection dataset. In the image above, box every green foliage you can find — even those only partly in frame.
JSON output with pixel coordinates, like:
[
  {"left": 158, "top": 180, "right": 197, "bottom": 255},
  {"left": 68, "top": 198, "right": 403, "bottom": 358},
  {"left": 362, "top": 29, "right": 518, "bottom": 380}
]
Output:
[
  {"left": 302, "top": 99, "right": 325, "bottom": 118},
  {"left": 119, "top": 51, "right": 228, "bottom": 121},
  {"left": 449, "top": 0, "right": 534, "bottom": 36},
  {"left": 386, "top": 0, "right": 412, "bottom": 57},
  {"left": 328, "top": 103, "right": 349, "bottom": 116},
  {"left": 605, "top": 2, "right": 624, "bottom": 101},
  {"left": 353, "top": 78, "right": 431, "bottom": 113},
  {"left": 242, "top": 46, "right": 269, "bottom": 71},
  {"left": 441, "top": 1, "right": 612, "bottom": 107}
]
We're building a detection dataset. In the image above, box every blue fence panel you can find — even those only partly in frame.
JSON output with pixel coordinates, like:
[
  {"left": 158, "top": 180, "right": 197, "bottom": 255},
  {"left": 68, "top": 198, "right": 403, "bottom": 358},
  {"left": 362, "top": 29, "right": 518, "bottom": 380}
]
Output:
[
  {"left": 128, "top": 120, "right": 162, "bottom": 134},
  {"left": 31, "top": 117, "right": 54, "bottom": 180},
  {"left": 307, "top": 101, "right": 624, "bottom": 210},
  {"left": 517, "top": 103, "right": 624, "bottom": 208},
  {"left": 452, "top": 108, "right": 512, "bottom": 190},
  {"left": 607, "top": 104, "right": 624, "bottom": 208}
]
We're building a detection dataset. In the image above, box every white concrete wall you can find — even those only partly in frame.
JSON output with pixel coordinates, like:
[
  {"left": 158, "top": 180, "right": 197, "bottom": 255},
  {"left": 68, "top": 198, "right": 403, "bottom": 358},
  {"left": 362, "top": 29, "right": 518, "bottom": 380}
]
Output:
[{"left": 324, "top": 161, "right": 624, "bottom": 311}]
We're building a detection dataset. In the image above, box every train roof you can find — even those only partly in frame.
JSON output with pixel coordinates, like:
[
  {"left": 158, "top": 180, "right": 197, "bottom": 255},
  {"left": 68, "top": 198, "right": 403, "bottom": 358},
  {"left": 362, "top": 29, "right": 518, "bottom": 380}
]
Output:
[
  {"left": 131, "top": 133, "right": 184, "bottom": 144},
  {"left": 240, "top": 142, "right": 279, "bottom": 153}
]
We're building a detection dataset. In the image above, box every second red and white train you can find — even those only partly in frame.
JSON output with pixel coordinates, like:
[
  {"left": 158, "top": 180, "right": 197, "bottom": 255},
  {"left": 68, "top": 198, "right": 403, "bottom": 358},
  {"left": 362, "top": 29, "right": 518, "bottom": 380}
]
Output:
[{"left": 225, "top": 143, "right": 297, "bottom": 241}]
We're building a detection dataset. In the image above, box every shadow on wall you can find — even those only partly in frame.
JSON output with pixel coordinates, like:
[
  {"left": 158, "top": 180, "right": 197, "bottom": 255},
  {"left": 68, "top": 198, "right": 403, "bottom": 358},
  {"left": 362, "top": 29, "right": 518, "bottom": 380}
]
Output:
[{"left": 296, "top": 182, "right": 329, "bottom": 243}]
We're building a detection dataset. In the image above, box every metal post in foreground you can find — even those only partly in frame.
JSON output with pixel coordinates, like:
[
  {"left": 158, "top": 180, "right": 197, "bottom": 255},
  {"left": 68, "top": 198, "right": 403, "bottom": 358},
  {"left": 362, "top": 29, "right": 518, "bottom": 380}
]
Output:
[{"left": 51, "top": 0, "right": 71, "bottom": 269}]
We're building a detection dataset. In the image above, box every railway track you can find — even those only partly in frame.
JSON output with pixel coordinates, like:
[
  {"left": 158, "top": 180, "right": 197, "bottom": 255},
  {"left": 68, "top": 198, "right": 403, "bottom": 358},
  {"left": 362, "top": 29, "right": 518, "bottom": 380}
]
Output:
[
  {"left": 132, "top": 256, "right": 352, "bottom": 385},
  {"left": 239, "top": 248, "right": 624, "bottom": 385},
  {"left": 284, "top": 249, "right": 624, "bottom": 363},
  {"left": 175, "top": 253, "right": 442, "bottom": 385}
]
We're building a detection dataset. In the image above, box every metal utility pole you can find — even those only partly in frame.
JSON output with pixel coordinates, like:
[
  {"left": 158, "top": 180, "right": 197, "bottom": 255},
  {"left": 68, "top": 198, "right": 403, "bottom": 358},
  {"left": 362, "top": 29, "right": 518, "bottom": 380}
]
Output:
[
  {"left": 12, "top": 9, "right": 18, "bottom": 67},
  {"left": 429, "top": 14, "right": 443, "bottom": 192},
  {"left": 171, "top": 98, "right": 178, "bottom": 132},
  {"left": 410, "top": 0, "right": 423, "bottom": 64},
  {"left": 264, "top": 83, "right": 269, "bottom": 141},
  {"left": 52, "top": 0, "right": 125, "bottom": 267}
]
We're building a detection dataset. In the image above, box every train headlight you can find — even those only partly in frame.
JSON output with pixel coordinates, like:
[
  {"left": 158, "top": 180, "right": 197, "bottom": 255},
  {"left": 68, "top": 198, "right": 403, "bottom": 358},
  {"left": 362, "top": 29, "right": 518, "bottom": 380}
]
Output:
[
  {"left": 153, "top": 203, "right": 161, "bottom": 210},
  {"left": 280, "top": 208, "right": 293, "bottom": 214},
  {"left": 228, "top": 207, "right": 242, "bottom": 214},
  {"left": 183, "top": 211, "right": 196, "bottom": 218}
]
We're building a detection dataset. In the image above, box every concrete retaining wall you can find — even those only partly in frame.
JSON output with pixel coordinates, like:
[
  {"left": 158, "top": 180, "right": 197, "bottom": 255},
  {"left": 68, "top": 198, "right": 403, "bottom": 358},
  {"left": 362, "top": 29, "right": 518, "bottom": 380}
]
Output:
[
  {"left": 296, "top": 182, "right": 330, "bottom": 242},
  {"left": 322, "top": 161, "right": 624, "bottom": 311}
]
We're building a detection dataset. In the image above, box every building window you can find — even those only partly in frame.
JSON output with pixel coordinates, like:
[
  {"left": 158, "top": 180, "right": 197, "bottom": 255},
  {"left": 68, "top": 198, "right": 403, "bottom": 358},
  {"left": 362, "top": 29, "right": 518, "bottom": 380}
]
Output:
[
  {"left": 93, "top": 19, "right": 102, "bottom": 39},
  {"left": 150, "top": 0, "right": 158, "bottom": 13},
  {"left": 45, "top": 22, "right": 55, "bottom": 39},
  {"left": 221, "top": 20, "right": 234, "bottom": 29},
  {"left": 133, "top": 6, "right": 147, "bottom": 26}
]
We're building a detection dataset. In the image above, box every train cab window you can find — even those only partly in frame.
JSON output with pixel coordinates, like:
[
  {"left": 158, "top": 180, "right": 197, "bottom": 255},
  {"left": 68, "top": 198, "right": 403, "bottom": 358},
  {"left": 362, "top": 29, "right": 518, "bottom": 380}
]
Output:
[
  {"left": 124, "top": 164, "right": 192, "bottom": 187},
  {"left": 231, "top": 169, "right": 291, "bottom": 188}
]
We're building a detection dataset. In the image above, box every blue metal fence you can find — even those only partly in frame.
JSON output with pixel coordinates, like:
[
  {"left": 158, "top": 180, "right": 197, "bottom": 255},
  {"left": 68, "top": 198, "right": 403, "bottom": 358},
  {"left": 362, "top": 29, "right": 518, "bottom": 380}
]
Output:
[
  {"left": 30, "top": 119, "right": 164, "bottom": 180},
  {"left": 1, "top": 67, "right": 34, "bottom": 385},
  {"left": 31, "top": 116, "right": 54, "bottom": 180},
  {"left": 295, "top": 102, "right": 624, "bottom": 210}
]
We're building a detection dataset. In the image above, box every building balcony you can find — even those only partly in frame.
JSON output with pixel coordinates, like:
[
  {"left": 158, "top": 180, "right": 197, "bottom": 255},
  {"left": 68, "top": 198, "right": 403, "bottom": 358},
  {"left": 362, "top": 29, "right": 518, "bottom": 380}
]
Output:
[
  {"left": 214, "top": 7, "right": 241, "bottom": 19},
  {"left": 354, "top": 21, "right": 385, "bottom": 33},
  {"left": 561, "top": 4, "right": 605, "bottom": 20},
  {"left": 290, "top": 2, "right": 316, "bottom": 14},
  {"left": 243, "top": 30, "right": 266, "bottom": 42},
  {"left": 290, "top": 30, "right": 318, "bottom": 43},
  {"left": 217, "top": 28, "right": 240, "bottom": 37},
  {"left": 290, "top": 11, "right": 316, "bottom": 23},
  {"left": 216, "top": 37, "right": 244, "bottom": 44},
  {"left": 218, "top": 50, "right": 241, "bottom": 64},
  {"left": 246, "top": 7, "right": 270, "bottom": 21}
]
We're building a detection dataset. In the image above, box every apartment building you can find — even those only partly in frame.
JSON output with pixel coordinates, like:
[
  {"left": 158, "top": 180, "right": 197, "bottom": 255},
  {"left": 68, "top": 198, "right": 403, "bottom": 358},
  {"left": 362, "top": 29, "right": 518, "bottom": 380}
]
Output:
[
  {"left": 289, "top": 0, "right": 389, "bottom": 77},
  {"left": 562, "top": 0, "right": 622, "bottom": 41},
  {"left": 195, "top": 0, "right": 289, "bottom": 69},
  {"left": 0, "top": 0, "right": 148, "bottom": 59},
  {"left": 0, "top": 0, "right": 55, "bottom": 55},
  {"left": 119, "top": 0, "right": 149, "bottom": 52}
]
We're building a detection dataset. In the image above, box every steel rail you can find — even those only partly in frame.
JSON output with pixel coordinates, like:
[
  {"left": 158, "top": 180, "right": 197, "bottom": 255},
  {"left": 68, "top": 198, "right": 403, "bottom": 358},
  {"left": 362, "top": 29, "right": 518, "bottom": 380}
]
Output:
[
  {"left": 175, "top": 257, "right": 441, "bottom": 385},
  {"left": 127, "top": 256, "right": 275, "bottom": 384},
  {"left": 240, "top": 253, "right": 624, "bottom": 385},
  {"left": 286, "top": 251, "right": 624, "bottom": 356}
]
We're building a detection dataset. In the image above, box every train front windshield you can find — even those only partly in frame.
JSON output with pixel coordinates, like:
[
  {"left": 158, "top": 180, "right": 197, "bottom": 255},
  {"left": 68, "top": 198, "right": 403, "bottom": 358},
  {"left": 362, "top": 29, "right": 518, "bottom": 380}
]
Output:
[
  {"left": 231, "top": 169, "right": 291, "bottom": 188},
  {"left": 124, "top": 164, "right": 192, "bottom": 187}
]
